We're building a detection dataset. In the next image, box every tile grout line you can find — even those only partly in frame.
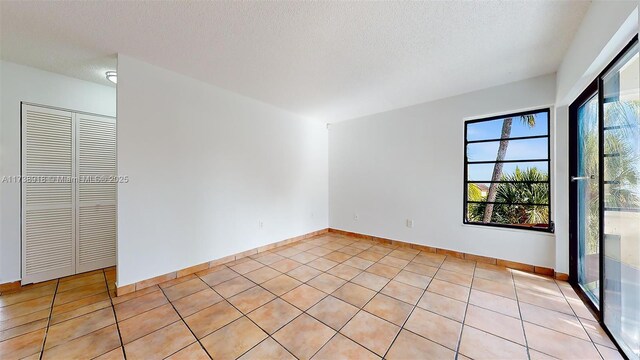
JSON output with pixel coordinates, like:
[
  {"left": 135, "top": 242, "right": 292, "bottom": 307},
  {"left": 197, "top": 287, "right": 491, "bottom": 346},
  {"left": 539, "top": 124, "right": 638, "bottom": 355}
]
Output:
[
  {"left": 515, "top": 278, "right": 572, "bottom": 360},
  {"left": 41, "top": 289, "right": 156, "bottom": 341},
  {"left": 554, "top": 279, "right": 607, "bottom": 359},
  {"left": 464, "top": 275, "right": 596, "bottom": 340},
  {"left": 104, "top": 271, "right": 242, "bottom": 357},
  {"left": 4, "top": 238, "right": 568, "bottom": 357},
  {"left": 106, "top": 242, "right": 337, "bottom": 357},
  {"left": 2, "top": 272, "right": 125, "bottom": 359},
  {"left": 262, "top": 245, "right": 604, "bottom": 354},
  {"left": 303, "top": 243, "right": 475, "bottom": 358},
  {"left": 197, "top": 238, "right": 391, "bottom": 359},
  {"left": 4, "top": 236, "right": 622, "bottom": 359},
  {"left": 358, "top": 253, "right": 475, "bottom": 355},
  {"left": 514, "top": 277, "right": 607, "bottom": 345},
  {"left": 194, "top": 270, "right": 299, "bottom": 360},
  {"left": 38, "top": 279, "right": 59, "bottom": 360},
  {"left": 0, "top": 292, "right": 58, "bottom": 342},
  {"left": 2, "top": 240, "right": 558, "bottom": 357},
  {"left": 452, "top": 259, "right": 476, "bottom": 360},
  {"left": 3, "top": 241, "right": 384, "bottom": 360},
  {"left": 307, "top": 266, "right": 396, "bottom": 358},
  {"left": 195, "top": 257, "right": 335, "bottom": 359},
  {"left": 37, "top": 272, "right": 123, "bottom": 359},
  {"left": 38, "top": 271, "right": 123, "bottom": 358},
  {"left": 289, "top": 239, "right": 398, "bottom": 359},
  {"left": 110, "top": 281, "right": 199, "bottom": 344},
  {"left": 103, "top": 268, "right": 128, "bottom": 360},
  {"left": 467, "top": 268, "right": 576, "bottom": 357},
  {"left": 379, "top": 254, "right": 438, "bottom": 359},
  {"left": 512, "top": 268, "right": 532, "bottom": 360},
  {"left": 305, "top": 246, "right": 450, "bottom": 358},
  {"left": 224, "top": 239, "right": 363, "bottom": 358},
  {"left": 156, "top": 285, "right": 212, "bottom": 360},
  {"left": 475, "top": 271, "right": 603, "bottom": 358},
  {"left": 235, "top": 240, "right": 350, "bottom": 350},
  {"left": 44, "top": 277, "right": 112, "bottom": 313},
  {"left": 171, "top": 254, "right": 604, "bottom": 360}
]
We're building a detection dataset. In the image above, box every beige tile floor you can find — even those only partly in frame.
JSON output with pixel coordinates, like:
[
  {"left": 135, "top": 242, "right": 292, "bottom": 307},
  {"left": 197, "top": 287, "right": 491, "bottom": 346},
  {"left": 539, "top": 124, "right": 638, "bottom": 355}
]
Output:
[{"left": 0, "top": 233, "right": 625, "bottom": 360}]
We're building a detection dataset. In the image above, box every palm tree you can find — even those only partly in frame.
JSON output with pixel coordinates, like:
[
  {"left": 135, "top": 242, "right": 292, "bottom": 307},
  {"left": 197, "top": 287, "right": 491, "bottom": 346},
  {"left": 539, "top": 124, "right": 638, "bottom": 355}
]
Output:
[
  {"left": 493, "top": 167, "right": 549, "bottom": 225},
  {"left": 469, "top": 167, "right": 549, "bottom": 226},
  {"left": 471, "top": 100, "right": 639, "bottom": 233},
  {"left": 579, "top": 99, "right": 639, "bottom": 253},
  {"left": 467, "top": 182, "right": 484, "bottom": 202},
  {"left": 604, "top": 100, "right": 640, "bottom": 210},
  {"left": 482, "top": 115, "right": 537, "bottom": 223}
]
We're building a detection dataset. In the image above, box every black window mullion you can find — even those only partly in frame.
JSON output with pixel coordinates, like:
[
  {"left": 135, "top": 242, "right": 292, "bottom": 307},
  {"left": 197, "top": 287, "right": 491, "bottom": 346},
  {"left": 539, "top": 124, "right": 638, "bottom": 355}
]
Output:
[
  {"left": 603, "top": 124, "right": 638, "bottom": 131},
  {"left": 466, "top": 134, "right": 548, "bottom": 144},
  {"left": 467, "top": 159, "right": 548, "bottom": 165},
  {"left": 465, "top": 180, "right": 547, "bottom": 184},
  {"left": 463, "top": 108, "right": 552, "bottom": 232},
  {"left": 467, "top": 201, "right": 549, "bottom": 206}
]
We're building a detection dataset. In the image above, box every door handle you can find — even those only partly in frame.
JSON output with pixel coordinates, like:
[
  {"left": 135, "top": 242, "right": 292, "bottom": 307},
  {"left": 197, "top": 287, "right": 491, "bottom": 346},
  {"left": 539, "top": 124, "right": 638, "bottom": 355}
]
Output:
[{"left": 571, "top": 175, "right": 595, "bottom": 181}]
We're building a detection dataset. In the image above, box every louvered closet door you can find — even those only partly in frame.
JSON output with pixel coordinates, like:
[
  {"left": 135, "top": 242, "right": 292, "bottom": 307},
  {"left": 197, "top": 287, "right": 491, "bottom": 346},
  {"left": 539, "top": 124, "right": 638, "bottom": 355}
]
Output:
[
  {"left": 22, "top": 105, "right": 76, "bottom": 284},
  {"left": 76, "top": 114, "right": 116, "bottom": 273}
]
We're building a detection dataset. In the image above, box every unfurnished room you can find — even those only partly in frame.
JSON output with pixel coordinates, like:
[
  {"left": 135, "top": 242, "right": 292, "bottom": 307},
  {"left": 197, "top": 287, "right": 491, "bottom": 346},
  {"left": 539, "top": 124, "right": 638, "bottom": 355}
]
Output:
[{"left": 0, "top": 1, "right": 639, "bottom": 359}]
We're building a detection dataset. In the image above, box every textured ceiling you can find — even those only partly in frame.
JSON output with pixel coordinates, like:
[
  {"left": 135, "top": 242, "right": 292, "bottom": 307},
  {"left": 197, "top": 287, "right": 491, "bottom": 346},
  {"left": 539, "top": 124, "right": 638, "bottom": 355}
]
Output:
[{"left": 0, "top": 1, "right": 590, "bottom": 122}]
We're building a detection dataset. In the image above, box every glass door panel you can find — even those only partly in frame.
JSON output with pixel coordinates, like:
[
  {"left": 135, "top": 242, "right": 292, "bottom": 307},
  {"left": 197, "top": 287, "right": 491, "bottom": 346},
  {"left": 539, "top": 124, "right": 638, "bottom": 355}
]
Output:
[
  {"left": 602, "top": 41, "right": 639, "bottom": 359},
  {"left": 576, "top": 94, "right": 600, "bottom": 304}
]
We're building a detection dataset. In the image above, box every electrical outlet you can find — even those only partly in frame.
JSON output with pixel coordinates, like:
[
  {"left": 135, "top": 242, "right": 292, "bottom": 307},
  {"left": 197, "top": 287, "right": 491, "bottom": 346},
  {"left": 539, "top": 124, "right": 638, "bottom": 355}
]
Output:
[
  {"left": 354, "top": 213, "right": 359, "bottom": 221},
  {"left": 406, "top": 219, "right": 414, "bottom": 228},
  {"left": 259, "top": 221, "right": 264, "bottom": 229}
]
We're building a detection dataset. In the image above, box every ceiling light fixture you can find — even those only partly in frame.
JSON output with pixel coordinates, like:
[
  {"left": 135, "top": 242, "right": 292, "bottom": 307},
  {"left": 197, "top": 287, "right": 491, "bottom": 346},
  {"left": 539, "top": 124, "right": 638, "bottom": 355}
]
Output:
[{"left": 105, "top": 71, "right": 117, "bottom": 84}]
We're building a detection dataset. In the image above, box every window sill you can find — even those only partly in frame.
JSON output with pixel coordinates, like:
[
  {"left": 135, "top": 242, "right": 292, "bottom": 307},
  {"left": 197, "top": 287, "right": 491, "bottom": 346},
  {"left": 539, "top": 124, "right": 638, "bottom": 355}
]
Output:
[{"left": 461, "top": 223, "right": 556, "bottom": 237}]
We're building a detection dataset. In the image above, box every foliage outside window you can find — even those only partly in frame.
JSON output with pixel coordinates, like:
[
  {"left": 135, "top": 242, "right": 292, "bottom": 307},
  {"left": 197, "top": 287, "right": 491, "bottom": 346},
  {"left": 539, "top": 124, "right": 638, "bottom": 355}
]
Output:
[{"left": 464, "top": 109, "right": 552, "bottom": 232}]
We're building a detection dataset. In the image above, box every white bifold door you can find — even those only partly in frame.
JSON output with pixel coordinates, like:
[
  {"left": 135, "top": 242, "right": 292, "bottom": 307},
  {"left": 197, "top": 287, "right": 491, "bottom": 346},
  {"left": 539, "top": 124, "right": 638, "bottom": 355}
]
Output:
[{"left": 22, "top": 104, "right": 116, "bottom": 284}]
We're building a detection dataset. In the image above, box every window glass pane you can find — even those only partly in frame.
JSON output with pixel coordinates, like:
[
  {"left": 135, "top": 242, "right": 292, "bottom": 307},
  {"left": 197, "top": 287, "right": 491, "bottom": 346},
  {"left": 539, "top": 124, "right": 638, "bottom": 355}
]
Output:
[
  {"left": 604, "top": 183, "right": 638, "bottom": 210},
  {"left": 467, "top": 137, "right": 548, "bottom": 162},
  {"left": 467, "top": 162, "right": 548, "bottom": 182},
  {"left": 467, "top": 182, "right": 549, "bottom": 205},
  {"left": 464, "top": 108, "right": 550, "bottom": 231},
  {"left": 602, "top": 41, "right": 640, "bottom": 359},
  {"left": 604, "top": 125, "right": 640, "bottom": 211},
  {"left": 466, "top": 111, "right": 548, "bottom": 141},
  {"left": 576, "top": 93, "right": 600, "bottom": 305},
  {"left": 466, "top": 204, "right": 549, "bottom": 228}
]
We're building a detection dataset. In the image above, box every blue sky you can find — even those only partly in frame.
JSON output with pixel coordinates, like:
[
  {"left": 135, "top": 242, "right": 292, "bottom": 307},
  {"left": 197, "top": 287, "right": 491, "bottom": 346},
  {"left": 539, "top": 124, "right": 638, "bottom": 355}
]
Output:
[{"left": 467, "top": 111, "right": 549, "bottom": 181}]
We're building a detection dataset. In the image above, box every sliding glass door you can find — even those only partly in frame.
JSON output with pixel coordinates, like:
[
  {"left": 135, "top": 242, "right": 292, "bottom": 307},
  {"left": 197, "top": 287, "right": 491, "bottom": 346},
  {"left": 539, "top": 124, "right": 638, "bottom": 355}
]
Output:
[
  {"left": 570, "top": 36, "right": 639, "bottom": 360},
  {"left": 602, "top": 40, "right": 639, "bottom": 359},
  {"left": 575, "top": 91, "right": 600, "bottom": 305}
]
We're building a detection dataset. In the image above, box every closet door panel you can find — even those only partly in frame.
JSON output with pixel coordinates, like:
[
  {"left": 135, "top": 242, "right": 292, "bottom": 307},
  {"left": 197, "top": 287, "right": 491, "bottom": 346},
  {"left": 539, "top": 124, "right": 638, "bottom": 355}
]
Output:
[
  {"left": 76, "top": 114, "right": 117, "bottom": 273},
  {"left": 22, "top": 105, "right": 76, "bottom": 284}
]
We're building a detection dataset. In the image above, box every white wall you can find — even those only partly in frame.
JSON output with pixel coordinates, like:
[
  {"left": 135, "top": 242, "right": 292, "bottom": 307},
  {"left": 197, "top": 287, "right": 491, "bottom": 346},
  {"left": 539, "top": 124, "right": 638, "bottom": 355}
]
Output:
[
  {"left": 0, "top": 61, "right": 116, "bottom": 283},
  {"left": 553, "top": 1, "right": 637, "bottom": 274},
  {"left": 553, "top": 106, "right": 570, "bottom": 274},
  {"left": 2, "top": 1, "right": 634, "bottom": 285},
  {"left": 329, "top": 74, "right": 557, "bottom": 268},
  {"left": 556, "top": 1, "right": 638, "bottom": 106},
  {"left": 328, "top": 1, "right": 638, "bottom": 273},
  {"left": 117, "top": 55, "right": 328, "bottom": 287}
]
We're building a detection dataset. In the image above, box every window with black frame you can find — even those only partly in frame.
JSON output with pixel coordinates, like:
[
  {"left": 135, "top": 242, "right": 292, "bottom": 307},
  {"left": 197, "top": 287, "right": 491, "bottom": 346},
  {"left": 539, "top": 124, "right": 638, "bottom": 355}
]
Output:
[{"left": 464, "top": 109, "right": 552, "bottom": 232}]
